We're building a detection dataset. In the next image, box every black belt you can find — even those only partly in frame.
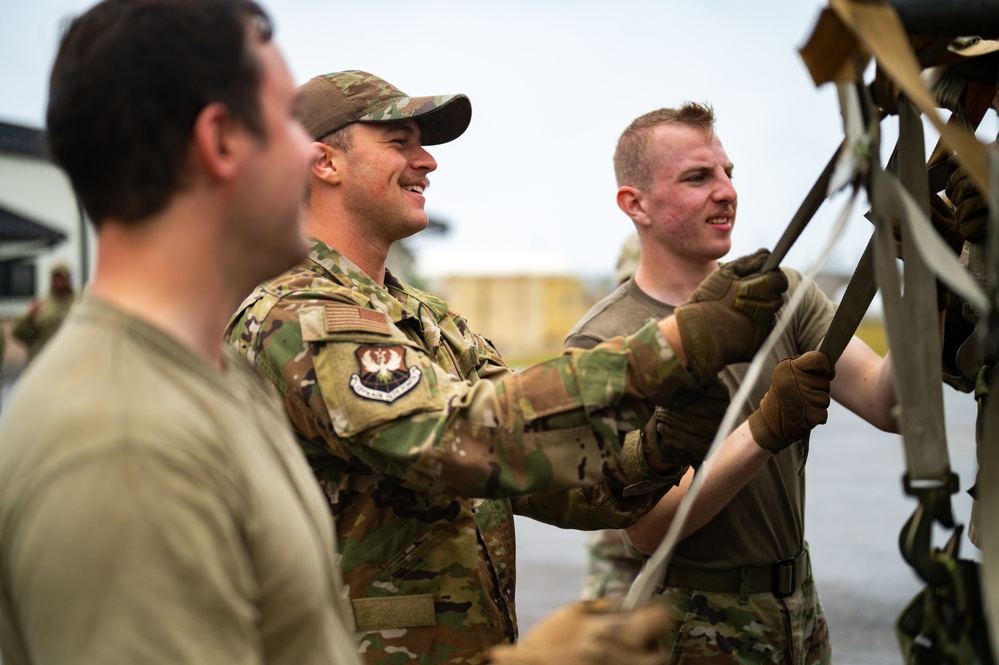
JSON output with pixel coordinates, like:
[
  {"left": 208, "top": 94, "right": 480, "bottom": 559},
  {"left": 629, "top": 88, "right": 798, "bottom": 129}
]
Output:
[{"left": 660, "top": 549, "right": 810, "bottom": 599}]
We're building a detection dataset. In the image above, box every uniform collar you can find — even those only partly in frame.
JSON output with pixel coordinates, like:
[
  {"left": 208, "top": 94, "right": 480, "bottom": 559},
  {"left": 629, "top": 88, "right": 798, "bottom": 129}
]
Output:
[{"left": 306, "top": 236, "right": 416, "bottom": 324}]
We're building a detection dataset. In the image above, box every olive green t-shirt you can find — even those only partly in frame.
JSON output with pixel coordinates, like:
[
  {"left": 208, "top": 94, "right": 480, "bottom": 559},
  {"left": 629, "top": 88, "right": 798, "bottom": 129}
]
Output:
[
  {"left": 565, "top": 268, "right": 834, "bottom": 568},
  {"left": 0, "top": 295, "right": 360, "bottom": 665}
]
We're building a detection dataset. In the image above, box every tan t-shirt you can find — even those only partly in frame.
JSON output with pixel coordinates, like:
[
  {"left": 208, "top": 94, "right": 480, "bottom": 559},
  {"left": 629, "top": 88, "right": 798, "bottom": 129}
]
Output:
[
  {"left": 565, "top": 268, "right": 834, "bottom": 568},
  {"left": 0, "top": 295, "right": 360, "bottom": 665}
]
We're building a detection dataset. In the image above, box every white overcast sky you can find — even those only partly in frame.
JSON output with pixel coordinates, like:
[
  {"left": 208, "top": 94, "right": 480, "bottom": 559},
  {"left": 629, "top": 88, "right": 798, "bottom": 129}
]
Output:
[{"left": 4, "top": 0, "right": 982, "bottom": 280}]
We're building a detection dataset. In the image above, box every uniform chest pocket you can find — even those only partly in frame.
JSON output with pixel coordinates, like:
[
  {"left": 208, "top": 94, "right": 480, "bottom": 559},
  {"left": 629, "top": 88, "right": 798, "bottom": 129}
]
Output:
[{"left": 299, "top": 303, "right": 444, "bottom": 437}]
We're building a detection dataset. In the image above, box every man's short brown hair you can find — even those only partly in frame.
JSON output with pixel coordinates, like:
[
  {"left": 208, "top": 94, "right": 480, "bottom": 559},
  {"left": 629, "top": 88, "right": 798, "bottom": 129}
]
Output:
[
  {"left": 47, "top": 0, "right": 272, "bottom": 226},
  {"left": 613, "top": 103, "right": 716, "bottom": 191}
]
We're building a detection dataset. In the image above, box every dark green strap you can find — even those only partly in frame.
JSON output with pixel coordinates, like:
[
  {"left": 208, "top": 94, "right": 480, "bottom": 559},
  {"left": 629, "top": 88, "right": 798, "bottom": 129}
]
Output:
[{"left": 819, "top": 239, "right": 877, "bottom": 361}]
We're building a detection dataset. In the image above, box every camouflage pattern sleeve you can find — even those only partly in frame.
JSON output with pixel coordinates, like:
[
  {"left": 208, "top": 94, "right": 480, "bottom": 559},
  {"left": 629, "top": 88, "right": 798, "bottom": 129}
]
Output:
[
  {"left": 509, "top": 428, "right": 684, "bottom": 530},
  {"left": 229, "top": 282, "right": 697, "bottom": 500}
]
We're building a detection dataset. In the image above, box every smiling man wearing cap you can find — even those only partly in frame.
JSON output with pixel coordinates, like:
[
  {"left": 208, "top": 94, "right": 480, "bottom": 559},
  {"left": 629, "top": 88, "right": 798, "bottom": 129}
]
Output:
[{"left": 226, "top": 70, "right": 791, "bottom": 665}]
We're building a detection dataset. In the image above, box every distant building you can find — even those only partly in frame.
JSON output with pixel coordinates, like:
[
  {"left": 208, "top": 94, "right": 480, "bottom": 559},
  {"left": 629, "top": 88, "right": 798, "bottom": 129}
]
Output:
[
  {"left": 433, "top": 262, "right": 864, "bottom": 365},
  {"left": 434, "top": 272, "right": 594, "bottom": 364}
]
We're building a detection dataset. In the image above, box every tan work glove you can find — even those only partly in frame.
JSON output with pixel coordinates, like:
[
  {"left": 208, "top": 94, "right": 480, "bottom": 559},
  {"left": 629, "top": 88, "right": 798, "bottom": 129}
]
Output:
[
  {"left": 674, "top": 248, "right": 789, "bottom": 383},
  {"left": 748, "top": 351, "right": 834, "bottom": 453},
  {"left": 946, "top": 163, "right": 988, "bottom": 243},
  {"left": 487, "top": 599, "right": 670, "bottom": 665},
  {"left": 645, "top": 380, "right": 730, "bottom": 469}
]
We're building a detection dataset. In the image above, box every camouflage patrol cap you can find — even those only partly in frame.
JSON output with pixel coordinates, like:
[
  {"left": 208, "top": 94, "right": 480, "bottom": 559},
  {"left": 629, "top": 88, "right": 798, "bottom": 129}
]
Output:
[{"left": 299, "top": 70, "right": 472, "bottom": 145}]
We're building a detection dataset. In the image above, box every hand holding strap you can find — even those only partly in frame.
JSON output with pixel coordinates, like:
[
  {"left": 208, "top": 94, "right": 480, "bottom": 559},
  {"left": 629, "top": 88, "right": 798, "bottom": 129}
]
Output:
[
  {"left": 749, "top": 351, "right": 835, "bottom": 453},
  {"left": 674, "top": 248, "right": 789, "bottom": 382},
  {"left": 645, "top": 380, "right": 730, "bottom": 469}
]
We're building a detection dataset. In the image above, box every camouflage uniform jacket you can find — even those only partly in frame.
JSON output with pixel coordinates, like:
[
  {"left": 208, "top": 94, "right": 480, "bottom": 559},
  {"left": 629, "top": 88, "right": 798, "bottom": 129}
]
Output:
[
  {"left": 12, "top": 292, "right": 75, "bottom": 363},
  {"left": 227, "top": 238, "right": 699, "bottom": 665}
]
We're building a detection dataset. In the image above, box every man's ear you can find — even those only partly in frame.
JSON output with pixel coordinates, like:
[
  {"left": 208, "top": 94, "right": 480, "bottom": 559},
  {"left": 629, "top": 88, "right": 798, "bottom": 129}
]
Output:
[
  {"left": 617, "top": 186, "right": 650, "bottom": 228},
  {"left": 192, "top": 102, "right": 247, "bottom": 180},
  {"left": 311, "top": 142, "right": 343, "bottom": 186}
]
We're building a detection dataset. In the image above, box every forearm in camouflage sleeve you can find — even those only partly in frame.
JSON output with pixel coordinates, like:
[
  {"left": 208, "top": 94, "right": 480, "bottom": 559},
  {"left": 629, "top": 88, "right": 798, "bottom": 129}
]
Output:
[
  {"left": 572, "top": 319, "right": 700, "bottom": 409},
  {"left": 347, "top": 319, "right": 698, "bottom": 499},
  {"left": 234, "top": 291, "right": 700, "bottom": 501},
  {"left": 511, "top": 429, "right": 685, "bottom": 529}
]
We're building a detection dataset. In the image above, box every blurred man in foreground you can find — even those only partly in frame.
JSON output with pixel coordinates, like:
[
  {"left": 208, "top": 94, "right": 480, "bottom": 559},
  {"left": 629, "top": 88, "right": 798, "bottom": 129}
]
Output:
[{"left": 0, "top": 1, "right": 357, "bottom": 662}]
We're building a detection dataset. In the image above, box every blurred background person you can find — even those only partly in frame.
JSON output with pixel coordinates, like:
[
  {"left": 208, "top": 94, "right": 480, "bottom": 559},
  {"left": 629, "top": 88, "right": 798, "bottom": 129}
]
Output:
[{"left": 12, "top": 262, "right": 76, "bottom": 364}]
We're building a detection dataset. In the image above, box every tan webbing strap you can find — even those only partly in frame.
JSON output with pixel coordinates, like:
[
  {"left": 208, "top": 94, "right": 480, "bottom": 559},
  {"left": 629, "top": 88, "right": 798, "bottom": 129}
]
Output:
[
  {"left": 890, "top": 167, "right": 989, "bottom": 316},
  {"left": 978, "top": 164, "right": 999, "bottom": 634},
  {"left": 970, "top": 150, "right": 999, "bottom": 650},
  {"left": 801, "top": 0, "right": 991, "bottom": 197},
  {"left": 350, "top": 595, "right": 436, "bottom": 632},
  {"left": 889, "top": 97, "right": 951, "bottom": 482},
  {"left": 979, "top": 367, "right": 999, "bottom": 651},
  {"left": 865, "top": 101, "right": 949, "bottom": 483},
  {"left": 926, "top": 82, "right": 996, "bottom": 191}
]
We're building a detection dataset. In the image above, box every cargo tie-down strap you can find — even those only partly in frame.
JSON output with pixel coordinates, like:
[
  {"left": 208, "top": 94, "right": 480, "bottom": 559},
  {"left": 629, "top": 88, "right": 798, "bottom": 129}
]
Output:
[
  {"left": 626, "top": 4, "right": 998, "bottom": 661},
  {"left": 977, "top": 179, "right": 999, "bottom": 659}
]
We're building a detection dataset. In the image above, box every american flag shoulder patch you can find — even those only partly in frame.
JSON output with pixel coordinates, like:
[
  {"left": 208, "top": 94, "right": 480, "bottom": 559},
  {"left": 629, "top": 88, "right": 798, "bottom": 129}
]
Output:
[{"left": 324, "top": 303, "right": 391, "bottom": 335}]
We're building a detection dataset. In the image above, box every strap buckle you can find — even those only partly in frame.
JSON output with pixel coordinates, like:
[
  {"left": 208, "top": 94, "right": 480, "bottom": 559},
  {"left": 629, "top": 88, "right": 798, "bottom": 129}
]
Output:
[{"left": 772, "top": 557, "right": 797, "bottom": 598}]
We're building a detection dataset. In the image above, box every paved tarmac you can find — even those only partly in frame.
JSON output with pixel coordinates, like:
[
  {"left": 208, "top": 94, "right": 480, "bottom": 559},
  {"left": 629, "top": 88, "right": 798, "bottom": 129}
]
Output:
[{"left": 0, "top": 370, "right": 982, "bottom": 664}]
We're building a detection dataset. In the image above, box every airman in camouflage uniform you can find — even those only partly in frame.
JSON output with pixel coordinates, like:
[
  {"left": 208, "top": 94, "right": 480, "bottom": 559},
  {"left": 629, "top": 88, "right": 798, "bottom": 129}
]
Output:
[
  {"left": 227, "top": 71, "right": 789, "bottom": 665},
  {"left": 12, "top": 263, "right": 76, "bottom": 363}
]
